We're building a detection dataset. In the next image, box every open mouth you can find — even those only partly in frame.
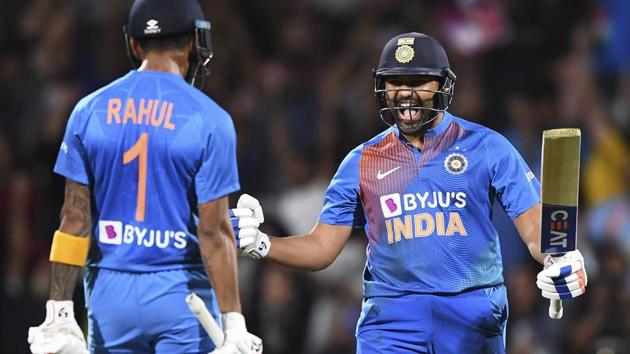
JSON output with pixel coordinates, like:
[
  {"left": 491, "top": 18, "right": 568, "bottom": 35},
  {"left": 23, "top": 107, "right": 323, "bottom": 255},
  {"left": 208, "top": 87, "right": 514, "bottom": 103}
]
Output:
[{"left": 397, "top": 102, "right": 421, "bottom": 124}]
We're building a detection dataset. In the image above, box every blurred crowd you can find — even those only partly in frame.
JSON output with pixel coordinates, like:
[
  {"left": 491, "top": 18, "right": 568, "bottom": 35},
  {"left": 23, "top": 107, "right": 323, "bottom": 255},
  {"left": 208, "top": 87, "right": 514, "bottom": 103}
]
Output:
[{"left": 1, "top": 0, "right": 629, "bottom": 353}]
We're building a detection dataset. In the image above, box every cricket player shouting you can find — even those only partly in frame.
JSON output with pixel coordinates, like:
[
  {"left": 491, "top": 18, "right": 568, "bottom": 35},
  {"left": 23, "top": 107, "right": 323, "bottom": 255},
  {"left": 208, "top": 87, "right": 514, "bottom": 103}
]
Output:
[
  {"left": 27, "top": 0, "right": 261, "bottom": 353},
  {"left": 231, "top": 33, "right": 587, "bottom": 353}
]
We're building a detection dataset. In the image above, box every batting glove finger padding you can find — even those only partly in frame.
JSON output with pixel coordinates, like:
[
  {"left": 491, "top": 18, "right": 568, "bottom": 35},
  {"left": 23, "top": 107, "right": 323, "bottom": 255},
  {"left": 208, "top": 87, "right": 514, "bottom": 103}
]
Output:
[
  {"left": 229, "top": 194, "right": 270, "bottom": 259},
  {"left": 536, "top": 274, "right": 586, "bottom": 291},
  {"left": 231, "top": 216, "right": 260, "bottom": 230},
  {"left": 234, "top": 228, "right": 257, "bottom": 248},
  {"left": 236, "top": 194, "right": 264, "bottom": 223},
  {"left": 540, "top": 260, "right": 583, "bottom": 278},
  {"left": 229, "top": 208, "right": 254, "bottom": 218},
  {"left": 537, "top": 271, "right": 585, "bottom": 285},
  {"left": 541, "top": 288, "right": 587, "bottom": 300},
  {"left": 537, "top": 250, "right": 588, "bottom": 301}
]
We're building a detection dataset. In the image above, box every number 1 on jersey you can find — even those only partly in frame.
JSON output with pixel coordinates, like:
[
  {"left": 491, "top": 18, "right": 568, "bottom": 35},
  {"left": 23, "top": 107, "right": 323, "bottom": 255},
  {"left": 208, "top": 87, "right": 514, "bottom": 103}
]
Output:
[{"left": 123, "top": 133, "right": 148, "bottom": 222}]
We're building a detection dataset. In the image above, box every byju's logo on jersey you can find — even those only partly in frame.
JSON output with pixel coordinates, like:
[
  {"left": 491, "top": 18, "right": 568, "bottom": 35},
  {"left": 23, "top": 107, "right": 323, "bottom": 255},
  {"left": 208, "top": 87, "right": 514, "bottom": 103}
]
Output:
[
  {"left": 99, "top": 220, "right": 122, "bottom": 245},
  {"left": 444, "top": 153, "right": 468, "bottom": 175},
  {"left": 98, "top": 220, "right": 188, "bottom": 249},
  {"left": 380, "top": 193, "right": 402, "bottom": 218}
]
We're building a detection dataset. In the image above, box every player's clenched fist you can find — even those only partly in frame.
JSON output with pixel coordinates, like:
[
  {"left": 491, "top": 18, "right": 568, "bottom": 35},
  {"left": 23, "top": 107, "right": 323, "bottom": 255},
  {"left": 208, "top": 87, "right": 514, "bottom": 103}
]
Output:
[
  {"left": 28, "top": 300, "right": 88, "bottom": 354},
  {"left": 229, "top": 194, "right": 270, "bottom": 259},
  {"left": 536, "top": 249, "right": 588, "bottom": 300},
  {"left": 209, "top": 313, "right": 263, "bottom": 354}
]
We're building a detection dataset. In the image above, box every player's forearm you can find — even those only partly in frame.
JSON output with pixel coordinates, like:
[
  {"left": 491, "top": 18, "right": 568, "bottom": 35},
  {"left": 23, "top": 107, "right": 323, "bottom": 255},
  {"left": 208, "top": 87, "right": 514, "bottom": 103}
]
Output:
[
  {"left": 525, "top": 240, "right": 545, "bottom": 264},
  {"left": 520, "top": 227, "right": 546, "bottom": 264},
  {"left": 198, "top": 225, "right": 241, "bottom": 313},
  {"left": 266, "top": 234, "right": 334, "bottom": 271},
  {"left": 50, "top": 180, "right": 92, "bottom": 300},
  {"left": 50, "top": 264, "right": 82, "bottom": 300},
  {"left": 514, "top": 203, "right": 545, "bottom": 264},
  {"left": 264, "top": 223, "right": 352, "bottom": 270}
]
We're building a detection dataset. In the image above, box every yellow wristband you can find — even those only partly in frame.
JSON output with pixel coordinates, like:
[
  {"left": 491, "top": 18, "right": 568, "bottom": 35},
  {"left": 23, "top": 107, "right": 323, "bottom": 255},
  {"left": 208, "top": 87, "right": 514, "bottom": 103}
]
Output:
[{"left": 49, "top": 230, "right": 90, "bottom": 266}]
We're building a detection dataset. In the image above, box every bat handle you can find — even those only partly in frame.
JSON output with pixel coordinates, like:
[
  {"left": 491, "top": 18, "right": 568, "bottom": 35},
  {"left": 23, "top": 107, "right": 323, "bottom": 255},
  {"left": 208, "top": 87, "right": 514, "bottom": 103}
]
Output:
[
  {"left": 547, "top": 253, "right": 565, "bottom": 319},
  {"left": 186, "top": 293, "right": 225, "bottom": 347},
  {"left": 549, "top": 298, "right": 563, "bottom": 319}
]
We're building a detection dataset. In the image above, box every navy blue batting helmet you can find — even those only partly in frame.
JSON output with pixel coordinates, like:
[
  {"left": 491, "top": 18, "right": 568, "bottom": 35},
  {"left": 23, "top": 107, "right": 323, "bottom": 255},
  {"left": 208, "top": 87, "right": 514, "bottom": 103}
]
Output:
[
  {"left": 123, "top": 0, "right": 213, "bottom": 88},
  {"left": 374, "top": 33, "right": 456, "bottom": 134}
]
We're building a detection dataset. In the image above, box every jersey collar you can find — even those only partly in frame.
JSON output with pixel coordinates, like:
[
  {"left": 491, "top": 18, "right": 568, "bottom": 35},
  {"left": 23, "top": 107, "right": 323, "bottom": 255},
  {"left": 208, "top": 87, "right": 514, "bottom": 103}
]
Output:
[
  {"left": 425, "top": 111, "right": 453, "bottom": 137},
  {"left": 129, "top": 69, "right": 186, "bottom": 82}
]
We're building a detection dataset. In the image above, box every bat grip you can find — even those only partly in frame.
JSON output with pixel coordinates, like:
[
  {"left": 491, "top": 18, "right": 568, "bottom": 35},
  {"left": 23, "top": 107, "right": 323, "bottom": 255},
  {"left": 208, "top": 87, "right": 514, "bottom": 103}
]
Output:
[
  {"left": 548, "top": 253, "right": 565, "bottom": 319},
  {"left": 549, "top": 298, "right": 563, "bottom": 319},
  {"left": 186, "top": 293, "right": 225, "bottom": 347}
]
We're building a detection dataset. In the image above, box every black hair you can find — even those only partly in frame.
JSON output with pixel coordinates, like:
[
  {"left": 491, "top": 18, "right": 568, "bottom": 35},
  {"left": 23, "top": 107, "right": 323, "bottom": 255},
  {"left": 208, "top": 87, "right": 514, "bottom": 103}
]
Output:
[{"left": 136, "top": 33, "right": 194, "bottom": 53}]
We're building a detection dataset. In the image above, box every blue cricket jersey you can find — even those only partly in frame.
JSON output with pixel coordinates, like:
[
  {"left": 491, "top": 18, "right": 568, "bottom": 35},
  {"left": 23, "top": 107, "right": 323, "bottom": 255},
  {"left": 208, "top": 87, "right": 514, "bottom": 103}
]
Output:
[
  {"left": 319, "top": 112, "right": 540, "bottom": 297},
  {"left": 54, "top": 70, "right": 240, "bottom": 272}
]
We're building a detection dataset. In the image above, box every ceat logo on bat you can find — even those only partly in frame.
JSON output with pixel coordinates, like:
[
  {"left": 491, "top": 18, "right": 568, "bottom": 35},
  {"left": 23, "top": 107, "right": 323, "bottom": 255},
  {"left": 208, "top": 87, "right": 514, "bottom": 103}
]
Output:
[
  {"left": 541, "top": 205, "right": 577, "bottom": 253},
  {"left": 380, "top": 193, "right": 402, "bottom": 218}
]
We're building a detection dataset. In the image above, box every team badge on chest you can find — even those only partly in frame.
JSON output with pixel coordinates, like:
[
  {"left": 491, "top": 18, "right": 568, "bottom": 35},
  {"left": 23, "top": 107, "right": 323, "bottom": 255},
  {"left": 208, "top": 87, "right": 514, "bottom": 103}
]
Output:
[{"left": 444, "top": 153, "right": 468, "bottom": 175}]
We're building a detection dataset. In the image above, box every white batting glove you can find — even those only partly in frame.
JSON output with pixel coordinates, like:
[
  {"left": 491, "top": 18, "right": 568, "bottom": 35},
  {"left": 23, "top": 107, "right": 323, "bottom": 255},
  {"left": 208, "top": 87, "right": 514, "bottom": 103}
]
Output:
[
  {"left": 230, "top": 194, "right": 270, "bottom": 259},
  {"left": 28, "top": 300, "right": 88, "bottom": 354},
  {"left": 209, "top": 342, "right": 240, "bottom": 354},
  {"left": 208, "top": 312, "right": 262, "bottom": 354},
  {"left": 536, "top": 250, "right": 588, "bottom": 300}
]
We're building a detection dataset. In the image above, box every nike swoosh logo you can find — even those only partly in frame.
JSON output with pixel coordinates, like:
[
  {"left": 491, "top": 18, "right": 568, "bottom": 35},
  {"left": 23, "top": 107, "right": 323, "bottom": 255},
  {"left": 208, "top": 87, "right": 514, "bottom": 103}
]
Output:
[{"left": 377, "top": 166, "right": 401, "bottom": 180}]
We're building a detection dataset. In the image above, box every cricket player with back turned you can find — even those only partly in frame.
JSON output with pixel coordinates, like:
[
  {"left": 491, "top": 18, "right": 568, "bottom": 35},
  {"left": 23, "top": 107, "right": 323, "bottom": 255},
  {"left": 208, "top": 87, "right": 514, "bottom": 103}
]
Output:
[
  {"left": 27, "top": 0, "right": 261, "bottom": 353},
  {"left": 231, "top": 32, "right": 588, "bottom": 353}
]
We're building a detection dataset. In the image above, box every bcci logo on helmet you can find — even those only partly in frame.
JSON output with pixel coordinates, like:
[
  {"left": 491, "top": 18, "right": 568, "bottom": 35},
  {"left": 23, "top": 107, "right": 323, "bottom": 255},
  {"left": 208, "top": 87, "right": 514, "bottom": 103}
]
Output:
[
  {"left": 444, "top": 153, "right": 468, "bottom": 175},
  {"left": 395, "top": 45, "right": 415, "bottom": 63}
]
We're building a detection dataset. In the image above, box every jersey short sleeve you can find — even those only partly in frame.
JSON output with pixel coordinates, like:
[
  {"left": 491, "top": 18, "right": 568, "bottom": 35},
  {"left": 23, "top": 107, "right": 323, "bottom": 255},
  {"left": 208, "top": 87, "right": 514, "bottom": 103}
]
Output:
[
  {"left": 54, "top": 100, "right": 91, "bottom": 185},
  {"left": 195, "top": 111, "right": 240, "bottom": 204},
  {"left": 487, "top": 133, "right": 541, "bottom": 219},
  {"left": 319, "top": 146, "right": 364, "bottom": 227}
]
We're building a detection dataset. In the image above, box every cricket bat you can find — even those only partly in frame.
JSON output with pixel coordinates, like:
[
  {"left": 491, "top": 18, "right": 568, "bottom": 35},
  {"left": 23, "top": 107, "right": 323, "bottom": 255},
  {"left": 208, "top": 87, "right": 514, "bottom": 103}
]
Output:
[
  {"left": 186, "top": 293, "right": 225, "bottom": 347},
  {"left": 540, "top": 128, "right": 581, "bottom": 319}
]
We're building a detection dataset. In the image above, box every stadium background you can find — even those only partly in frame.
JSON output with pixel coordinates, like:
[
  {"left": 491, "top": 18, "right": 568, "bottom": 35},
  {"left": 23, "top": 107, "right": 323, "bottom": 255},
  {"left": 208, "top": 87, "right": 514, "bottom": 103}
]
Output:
[{"left": 0, "top": 0, "right": 628, "bottom": 353}]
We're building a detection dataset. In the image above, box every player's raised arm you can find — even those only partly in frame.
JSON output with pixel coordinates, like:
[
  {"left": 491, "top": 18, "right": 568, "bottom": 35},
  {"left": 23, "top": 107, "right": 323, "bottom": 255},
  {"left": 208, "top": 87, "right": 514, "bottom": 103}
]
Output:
[
  {"left": 231, "top": 194, "right": 353, "bottom": 270},
  {"left": 232, "top": 143, "right": 361, "bottom": 269},
  {"left": 198, "top": 196, "right": 262, "bottom": 353},
  {"left": 231, "top": 144, "right": 361, "bottom": 271},
  {"left": 28, "top": 179, "right": 90, "bottom": 354},
  {"left": 503, "top": 131, "right": 587, "bottom": 318}
]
